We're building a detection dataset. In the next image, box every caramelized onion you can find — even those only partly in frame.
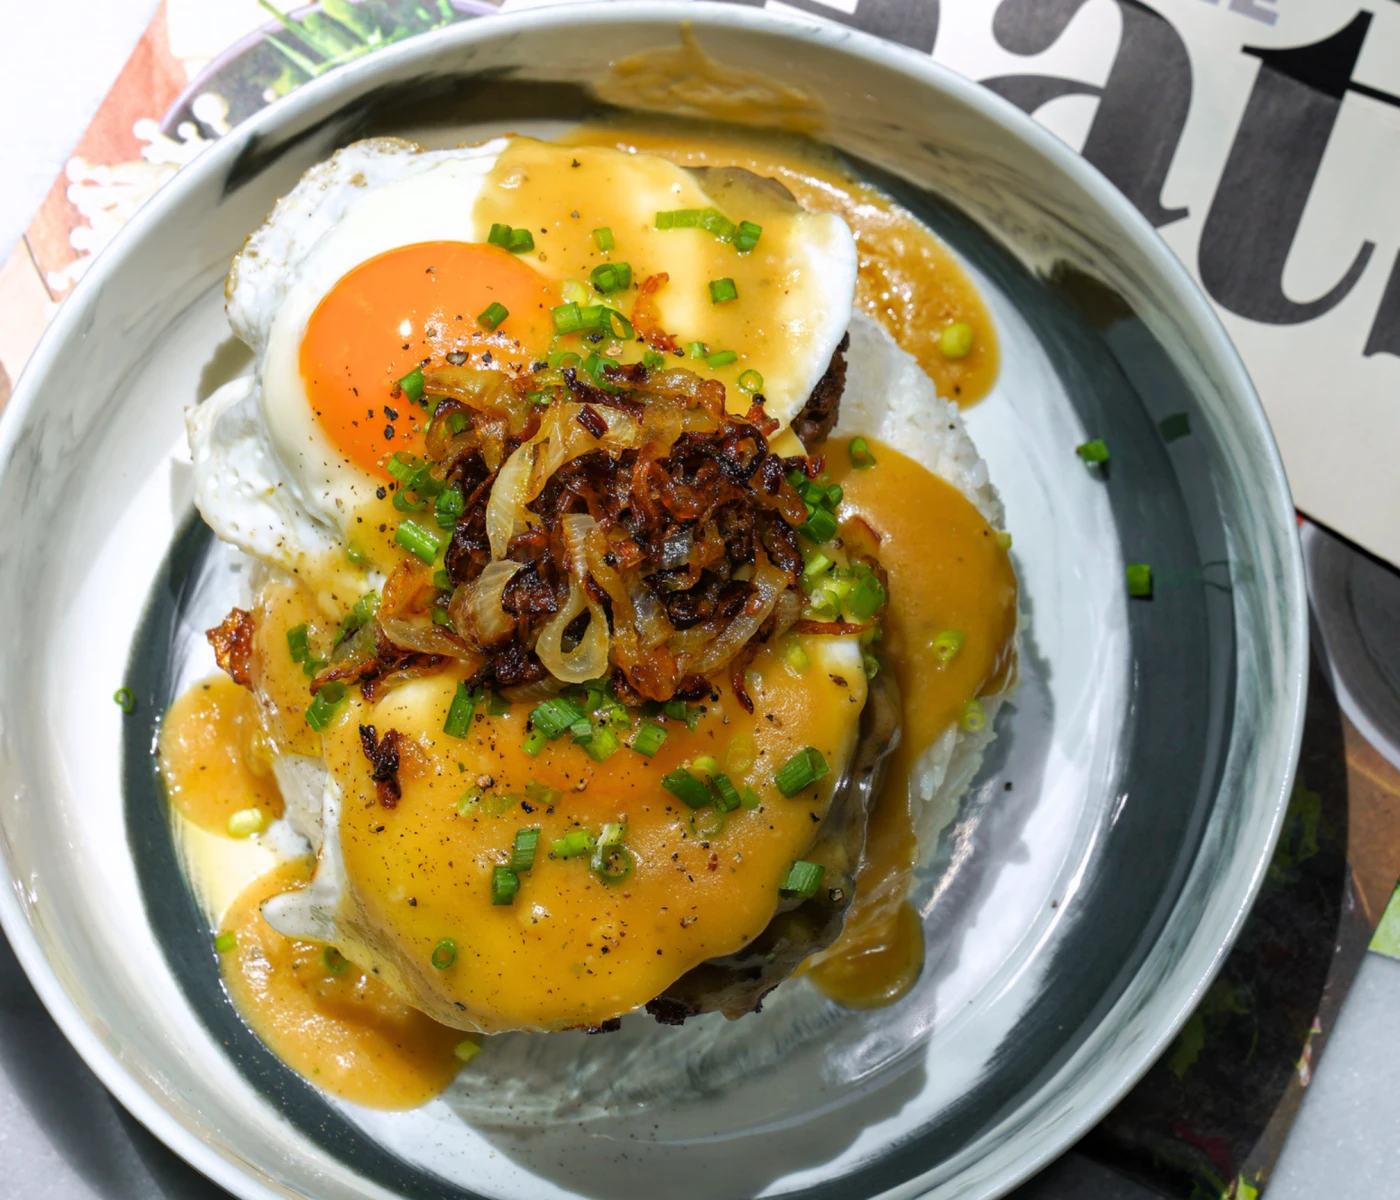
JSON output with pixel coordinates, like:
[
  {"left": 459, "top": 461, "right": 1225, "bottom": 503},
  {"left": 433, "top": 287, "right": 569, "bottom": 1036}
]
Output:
[
  {"left": 486, "top": 406, "right": 641, "bottom": 561},
  {"left": 673, "top": 549, "right": 786, "bottom": 677},
  {"left": 379, "top": 559, "right": 473, "bottom": 659},
  {"left": 452, "top": 560, "right": 521, "bottom": 648}
]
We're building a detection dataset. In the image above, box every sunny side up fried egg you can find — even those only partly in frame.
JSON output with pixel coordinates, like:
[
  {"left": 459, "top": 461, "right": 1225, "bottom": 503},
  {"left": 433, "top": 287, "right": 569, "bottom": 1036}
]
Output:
[
  {"left": 190, "top": 136, "right": 856, "bottom": 570},
  {"left": 189, "top": 135, "right": 879, "bottom": 1035}
]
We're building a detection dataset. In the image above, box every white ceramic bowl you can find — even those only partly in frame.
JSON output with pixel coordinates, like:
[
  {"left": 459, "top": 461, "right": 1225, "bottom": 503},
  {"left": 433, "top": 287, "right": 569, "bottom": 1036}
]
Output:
[{"left": 0, "top": 5, "right": 1306, "bottom": 1198}]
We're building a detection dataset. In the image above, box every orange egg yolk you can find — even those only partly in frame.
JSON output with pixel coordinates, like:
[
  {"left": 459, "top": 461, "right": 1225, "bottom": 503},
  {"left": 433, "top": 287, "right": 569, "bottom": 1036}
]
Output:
[{"left": 299, "top": 241, "right": 556, "bottom": 478}]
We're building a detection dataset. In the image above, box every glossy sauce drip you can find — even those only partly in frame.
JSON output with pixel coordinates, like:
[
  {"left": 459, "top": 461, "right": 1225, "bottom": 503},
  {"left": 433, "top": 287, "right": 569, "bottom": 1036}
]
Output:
[
  {"left": 564, "top": 124, "right": 999, "bottom": 406},
  {"left": 218, "top": 860, "right": 467, "bottom": 1109},
  {"left": 158, "top": 675, "right": 283, "bottom": 834},
  {"left": 473, "top": 137, "right": 845, "bottom": 426},
  {"left": 321, "top": 635, "right": 867, "bottom": 1033},
  {"left": 808, "top": 438, "right": 1018, "bottom": 1006}
]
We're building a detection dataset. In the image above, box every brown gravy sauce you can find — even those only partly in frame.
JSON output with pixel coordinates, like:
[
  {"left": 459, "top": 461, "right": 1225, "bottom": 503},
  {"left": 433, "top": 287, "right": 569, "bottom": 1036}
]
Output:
[
  {"left": 808, "top": 438, "right": 1017, "bottom": 1007},
  {"left": 564, "top": 123, "right": 1000, "bottom": 406}
]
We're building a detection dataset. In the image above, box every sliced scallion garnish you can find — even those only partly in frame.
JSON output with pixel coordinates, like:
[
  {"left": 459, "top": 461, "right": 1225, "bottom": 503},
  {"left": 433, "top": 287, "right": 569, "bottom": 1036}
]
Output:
[
  {"left": 708, "top": 277, "right": 738, "bottom": 304},
  {"left": 511, "top": 828, "right": 540, "bottom": 873},
  {"left": 631, "top": 720, "right": 667, "bottom": 758},
  {"left": 477, "top": 301, "right": 509, "bottom": 332},
  {"left": 779, "top": 860, "right": 825, "bottom": 899},
  {"left": 443, "top": 682, "right": 476, "bottom": 739},
  {"left": 394, "top": 518, "right": 443, "bottom": 564},
  {"left": 490, "top": 868, "right": 519, "bottom": 906},
  {"left": 774, "top": 747, "right": 829, "bottom": 798},
  {"left": 848, "top": 437, "right": 876, "bottom": 470},
  {"left": 431, "top": 938, "right": 458, "bottom": 967}
]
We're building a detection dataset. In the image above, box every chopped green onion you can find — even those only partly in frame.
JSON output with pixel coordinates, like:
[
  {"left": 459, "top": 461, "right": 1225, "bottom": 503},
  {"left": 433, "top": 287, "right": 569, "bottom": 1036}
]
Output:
[
  {"left": 800, "top": 506, "right": 838, "bottom": 544},
  {"left": 802, "top": 553, "right": 833, "bottom": 585},
  {"left": 530, "top": 696, "right": 586, "bottom": 740},
  {"left": 524, "top": 780, "right": 561, "bottom": 807},
  {"left": 113, "top": 686, "right": 136, "bottom": 714},
  {"left": 214, "top": 932, "right": 236, "bottom": 953},
  {"left": 632, "top": 720, "right": 668, "bottom": 758},
  {"left": 346, "top": 542, "right": 367, "bottom": 565},
  {"left": 396, "top": 367, "right": 425, "bottom": 405},
  {"left": 431, "top": 938, "right": 459, "bottom": 967},
  {"left": 1127, "top": 563, "right": 1153, "bottom": 598},
  {"left": 1076, "top": 439, "right": 1110, "bottom": 465},
  {"left": 740, "top": 785, "right": 762, "bottom": 810},
  {"left": 960, "top": 698, "right": 986, "bottom": 732},
  {"left": 508, "top": 227, "right": 534, "bottom": 253},
  {"left": 335, "top": 591, "right": 380, "bottom": 647},
  {"left": 491, "top": 865, "right": 520, "bottom": 906},
  {"left": 457, "top": 786, "right": 482, "bottom": 816},
  {"left": 689, "top": 806, "right": 726, "bottom": 838},
  {"left": 849, "top": 436, "right": 877, "bottom": 470},
  {"left": 774, "top": 747, "right": 829, "bottom": 797},
  {"left": 435, "top": 486, "right": 465, "bottom": 530},
  {"left": 487, "top": 223, "right": 512, "bottom": 248},
  {"left": 593, "top": 226, "right": 615, "bottom": 252},
  {"left": 1159, "top": 412, "right": 1192, "bottom": 442},
  {"left": 590, "top": 261, "right": 632, "bottom": 294},
  {"left": 995, "top": 530, "right": 1013, "bottom": 551},
  {"left": 710, "top": 774, "right": 742, "bottom": 813},
  {"left": 591, "top": 823, "right": 633, "bottom": 883},
  {"left": 709, "top": 277, "right": 738, "bottom": 304},
  {"left": 478, "top": 301, "right": 509, "bottom": 332},
  {"left": 931, "top": 630, "right": 965, "bottom": 668},
  {"left": 940, "top": 322, "right": 975, "bottom": 359},
  {"left": 662, "top": 769, "right": 716, "bottom": 809},
  {"left": 433, "top": 569, "right": 451, "bottom": 589},
  {"left": 642, "top": 349, "right": 667, "bottom": 371},
  {"left": 447, "top": 411, "right": 469, "bottom": 434},
  {"left": 395, "top": 518, "right": 442, "bottom": 563},
  {"left": 392, "top": 485, "right": 425, "bottom": 513},
  {"left": 780, "top": 860, "right": 825, "bottom": 899},
  {"left": 689, "top": 754, "right": 719, "bottom": 779},
  {"left": 455, "top": 1039, "right": 481, "bottom": 1064},
  {"left": 387, "top": 451, "right": 422, "bottom": 483},
  {"left": 687, "top": 341, "right": 708, "bottom": 359},
  {"left": 706, "top": 349, "right": 738, "bottom": 368},
  {"left": 552, "top": 302, "right": 585, "bottom": 334},
  {"left": 848, "top": 569, "right": 887, "bottom": 619},
  {"left": 305, "top": 682, "right": 347, "bottom": 732},
  {"left": 737, "top": 369, "right": 764, "bottom": 394},
  {"left": 784, "top": 640, "right": 810, "bottom": 673},
  {"left": 733, "top": 220, "right": 763, "bottom": 253},
  {"left": 522, "top": 729, "right": 549, "bottom": 757},
  {"left": 323, "top": 946, "right": 349, "bottom": 975},
  {"left": 552, "top": 828, "right": 595, "bottom": 859},
  {"left": 655, "top": 207, "right": 737, "bottom": 240},
  {"left": 485, "top": 691, "right": 511, "bottom": 717},
  {"left": 443, "top": 682, "right": 476, "bottom": 739},
  {"left": 511, "top": 828, "right": 540, "bottom": 872},
  {"left": 287, "top": 623, "right": 311, "bottom": 664},
  {"left": 724, "top": 734, "right": 757, "bottom": 774},
  {"left": 863, "top": 653, "right": 881, "bottom": 679},
  {"left": 227, "top": 807, "right": 265, "bottom": 838},
  {"left": 548, "top": 348, "right": 581, "bottom": 369},
  {"left": 583, "top": 725, "right": 620, "bottom": 763}
]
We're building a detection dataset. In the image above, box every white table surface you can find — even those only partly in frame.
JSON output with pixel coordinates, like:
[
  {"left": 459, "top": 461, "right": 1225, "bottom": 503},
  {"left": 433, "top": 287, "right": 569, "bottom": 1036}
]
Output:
[{"left": 1, "top": 2, "right": 1396, "bottom": 1197}]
